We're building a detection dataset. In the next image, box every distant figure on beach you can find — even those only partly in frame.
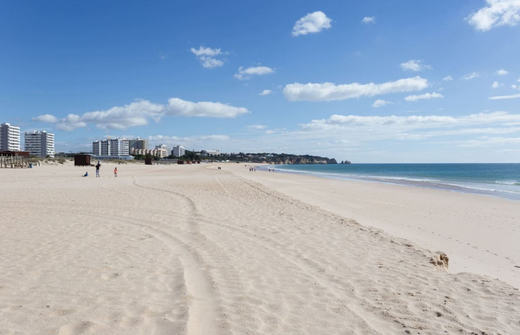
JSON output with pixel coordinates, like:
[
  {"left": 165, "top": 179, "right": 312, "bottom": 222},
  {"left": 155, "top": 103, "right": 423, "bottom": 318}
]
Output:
[
  {"left": 114, "top": 167, "right": 118, "bottom": 177},
  {"left": 95, "top": 161, "right": 101, "bottom": 177},
  {"left": 83, "top": 171, "right": 88, "bottom": 177}
]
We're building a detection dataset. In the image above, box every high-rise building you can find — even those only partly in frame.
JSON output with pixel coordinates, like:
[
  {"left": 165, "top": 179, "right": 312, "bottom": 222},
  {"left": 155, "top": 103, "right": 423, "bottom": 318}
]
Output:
[
  {"left": 172, "top": 145, "right": 186, "bottom": 157},
  {"left": 92, "top": 141, "right": 101, "bottom": 156},
  {"left": 0, "top": 123, "right": 21, "bottom": 152},
  {"left": 92, "top": 138, "right": 130, "bottom": 157},
  {"left": 129, "top": 138, "right": 148, "bottom": 151},
  {"left": 24, "top": 130, "right": 55, "bottom": 158}
]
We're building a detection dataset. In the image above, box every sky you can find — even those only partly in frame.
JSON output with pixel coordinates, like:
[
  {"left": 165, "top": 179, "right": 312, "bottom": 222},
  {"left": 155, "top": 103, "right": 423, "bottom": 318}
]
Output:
[{"left": 1, "top": 0, "right": 520, "bottom": 163}]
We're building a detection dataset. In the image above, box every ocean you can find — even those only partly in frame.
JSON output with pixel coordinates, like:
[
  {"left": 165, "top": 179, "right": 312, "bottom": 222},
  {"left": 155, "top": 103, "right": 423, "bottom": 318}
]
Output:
[{"left": 272, "top": 163, "right": 520, "bottom": 200}]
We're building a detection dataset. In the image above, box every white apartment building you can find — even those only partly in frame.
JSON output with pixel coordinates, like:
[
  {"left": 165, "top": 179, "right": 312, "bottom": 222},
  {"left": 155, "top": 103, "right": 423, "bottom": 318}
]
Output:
[
  {"left": 24, "top": 130, "right": 55, "bottom": 158},
  {"left": 0, "top": 123, "right": 21, "bottom": 152},
  {"left": 172, "top": 145, "right": 186, "bottom": 157},
  {"left": 92, "top": 138, "right": 130, "bottom": 157},
  {"left": 154, "top": 144, "right": 168, "bottom": 158}
]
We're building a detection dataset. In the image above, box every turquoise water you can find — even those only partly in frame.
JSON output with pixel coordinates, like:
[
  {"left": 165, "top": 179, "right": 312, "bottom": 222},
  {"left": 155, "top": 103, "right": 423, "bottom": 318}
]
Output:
[{"left": 272, "top": 164, "right": 520, "bottom": 200}]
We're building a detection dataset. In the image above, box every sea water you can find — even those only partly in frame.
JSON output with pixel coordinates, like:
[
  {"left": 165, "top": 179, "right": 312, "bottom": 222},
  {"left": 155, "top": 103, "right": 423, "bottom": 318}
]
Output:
[{"left": 272, "top": 164, "right": 520, "bottom": 200}]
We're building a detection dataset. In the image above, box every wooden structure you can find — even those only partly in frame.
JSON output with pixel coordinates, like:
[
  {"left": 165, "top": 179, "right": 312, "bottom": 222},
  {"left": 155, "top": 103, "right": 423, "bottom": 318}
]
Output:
[
  {"left": 0, "top": 151, "right": 30, "bottom": 168},
  {"left": 74, "top": 154, "right": 91, "bottom": 166},
  {"left": 144, "top": 155, "right": 153, "bottom": 165}
]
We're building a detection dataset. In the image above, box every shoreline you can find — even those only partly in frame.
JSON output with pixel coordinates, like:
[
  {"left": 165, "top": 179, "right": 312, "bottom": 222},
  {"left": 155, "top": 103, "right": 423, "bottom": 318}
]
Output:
[
  {"left": 268, "top": 164, "right": 520, "bottom": 201},
  {"left": 236, "top": 163, "right": 520, "bottom": 289}
]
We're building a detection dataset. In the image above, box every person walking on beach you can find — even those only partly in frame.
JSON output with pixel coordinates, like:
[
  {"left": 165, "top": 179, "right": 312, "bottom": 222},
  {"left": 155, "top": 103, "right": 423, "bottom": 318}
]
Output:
[
  {"left": 95, "top": 161, "right": 101, "bottom": 177},
  {"left": 114, "top": 167, "right": 118, "bottom": 177}
]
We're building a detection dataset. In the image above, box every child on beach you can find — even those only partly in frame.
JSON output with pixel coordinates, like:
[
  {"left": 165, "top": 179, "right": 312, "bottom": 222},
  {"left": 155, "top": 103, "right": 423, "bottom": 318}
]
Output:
[{"left": 114, "top": 167, "right": 118, "bottom": 177}]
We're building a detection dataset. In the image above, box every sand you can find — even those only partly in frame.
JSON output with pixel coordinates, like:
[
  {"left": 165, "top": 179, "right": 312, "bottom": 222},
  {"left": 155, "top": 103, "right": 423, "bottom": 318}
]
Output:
[
  {"left": 233, "top": 166, "right": 520, "bottom": 289},
  {"left": 0, "top": 162, "right": 519, "bottom": 334}
]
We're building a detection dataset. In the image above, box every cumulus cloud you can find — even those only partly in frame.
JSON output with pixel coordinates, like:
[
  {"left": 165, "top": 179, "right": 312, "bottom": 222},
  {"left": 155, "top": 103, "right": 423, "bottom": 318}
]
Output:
[
  {"left": 467, "top": 0, "right": 520, "bottom": 31},
  {"left": 33, "top": 114, "right": 58, "bottom": 123},
  {"left": 34, "top": 98, "right": 248, "bottom": 131},
  {"left": 404, "top": 92, "right": 444, "bottom": 102},
  {"left": 259, "top": 89, "right": 272, "bottom": 96},
  {"left": 489, "top": 93, "right": 520, "bottom": 100},
  {"left": 372, "top": 99, "right": 391, "bottom": 108},
  {"left": 82, "top": 100, "right": 164, "bottom": 130},
  {"left": 492, "top": 81, "right": 501, "bottom": 88},
  {"left": 166, "top": 98, "right": 249, "bottom": 118},
  {"left": 496, "top": 68, "right": 509, "bottom": 75},
  {"left": 283, "top": 76, "right": 428, "bottom": 102},
  {"left": 190, "top": 46, "right": 225, "bottom": 68},
  {"left": 292, "top": 11, "right": 332, "bottom": 36},
  {"left": 362, "top": 16, "right": 375, "bottom": 24},
  {"left": 400, "top": 59, "right": 430, "bottom": 72},
  {"left": 463, "top": 72, "right": 480, "bottom": 80},
  {"left": 443, "top": 75, "right": 454, "bottom": 81},
  {"left": 234, "top": 66, "right": 274, "bottom": 80}
]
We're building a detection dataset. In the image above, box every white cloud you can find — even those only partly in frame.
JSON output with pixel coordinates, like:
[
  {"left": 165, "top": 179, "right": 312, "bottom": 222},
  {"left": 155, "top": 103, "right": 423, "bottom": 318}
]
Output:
[
  {"left": 200, "top": 57, "right": 223, "bottom": 69},
  {"left": 492, "top": 81, "right": 501, "bottom": 88},
  {"left": 496, "top": 68, "right": 509, "bottom": 75},
  {"left": 362, "top": 16, "right": 375, "bottom": 24},
  {"left": 82, "top": 100, "right": 164, "bottom": 129},
  {"left": 166, "top": 98, "right": 249, "bottom": 118},
  {"left": 459, "top": 136, "right": 520, "bottom": 147},
  {"left": 259, "top": 89, "right": 272, "bottom": 96},
  {"left": 234, "top": 66, "right": 274, "bottom": 80},
  {"left": 148, "top": 134, "right": 230, "bottom": 149},
  {"left": 35, "top": 113, "right": 87, "bottom": 131},
  {"left": 56, "top": 114, "right": 88, "bottom": 131},
  {"left": 190, "top": 46, "right": 225, "bottom": 68},
  {"left": 33, "top": 114, "right": 58, "bottom": 123},
  {"left": 404, "top": 92, "right": 444, "bottom": 102},
  {"left": 190, "top": 46, "right": 222, "bottom": 57},
  {"left": 443, "top": 75, "right": 454, "bottom": 81},
  {"left": 292, "top": 11, "right": 332, "bottom": 36},
  {"left": 372, "top": 99, "right": 391, "bottom": 108},
  {"left": 283, "top": 76, "right": 428, "bottom": 102},
  {"left": 299, "top": 111, "right": 520, "bottom": 147},
  {"left": 400, "top": 59, "right": 430, "bottom": 72},
  {"left": 34, "top": 98, "right": 248, "bottom": 131},
  {"left": 462, "top": 72, "right": 480, "bottom": 80},
  {"left": 467, "top": 0, "right": 520, "bottom": 31},
  {"left": 248, "top": 124, "right": 267, "bottom": 130},
  {"left": 489, "top": 93, "right": 520, "bottom": 100}
]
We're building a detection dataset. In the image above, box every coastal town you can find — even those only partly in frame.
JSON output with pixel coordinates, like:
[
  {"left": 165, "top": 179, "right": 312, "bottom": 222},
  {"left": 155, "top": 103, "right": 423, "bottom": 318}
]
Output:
[{"left": 0, "top": 121, "right": 339, "bottom": 165}]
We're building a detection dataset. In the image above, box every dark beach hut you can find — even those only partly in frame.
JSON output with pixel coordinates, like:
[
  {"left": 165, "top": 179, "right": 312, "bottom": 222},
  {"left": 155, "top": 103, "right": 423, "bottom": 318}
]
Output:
[{"left": 74, "top": 154, "right": 91, "bottom": 166}]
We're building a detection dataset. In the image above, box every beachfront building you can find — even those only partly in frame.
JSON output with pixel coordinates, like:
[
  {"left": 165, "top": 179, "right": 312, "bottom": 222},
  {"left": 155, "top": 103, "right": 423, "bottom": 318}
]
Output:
[
  {"left": 92, "top": 140, "right": 101, "bottom": 156},
  {"left": 0, "top": 123, "right": 21, "bottom": 152},
  {"left": 172, "top": 145, "right": 186, "bottom": 157},
  {"left": 154, "top": 144, "right": 168, "bottom": 158},
  {"left": 24, "top": 130, "right": 55, "bottom": 158},
  {"left": 92, "top": 138, "right": 130, "bottom": 157},
  {"left": 129, "top": 138, "right": 148, "bottom": 151},
  {"left": 131, "top": 147, "right": 168, "bottom": 158}
]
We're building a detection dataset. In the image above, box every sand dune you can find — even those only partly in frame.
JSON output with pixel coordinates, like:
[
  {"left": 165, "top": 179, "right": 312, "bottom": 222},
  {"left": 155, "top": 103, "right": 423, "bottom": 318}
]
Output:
[{"left": 0, "top": 163, "right": 518, "bottom": 334}]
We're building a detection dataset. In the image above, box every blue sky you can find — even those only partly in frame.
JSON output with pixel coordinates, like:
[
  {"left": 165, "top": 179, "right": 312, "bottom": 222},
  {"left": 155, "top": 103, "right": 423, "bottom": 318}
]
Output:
[{"left": 1, "top": 0, "right": 520, "bottom": 162}]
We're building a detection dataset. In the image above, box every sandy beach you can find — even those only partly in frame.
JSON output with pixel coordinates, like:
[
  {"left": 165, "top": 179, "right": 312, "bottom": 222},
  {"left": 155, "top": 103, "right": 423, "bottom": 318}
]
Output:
[{"left": 1, "top": 162, "right": 519, "bottom": 334}]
